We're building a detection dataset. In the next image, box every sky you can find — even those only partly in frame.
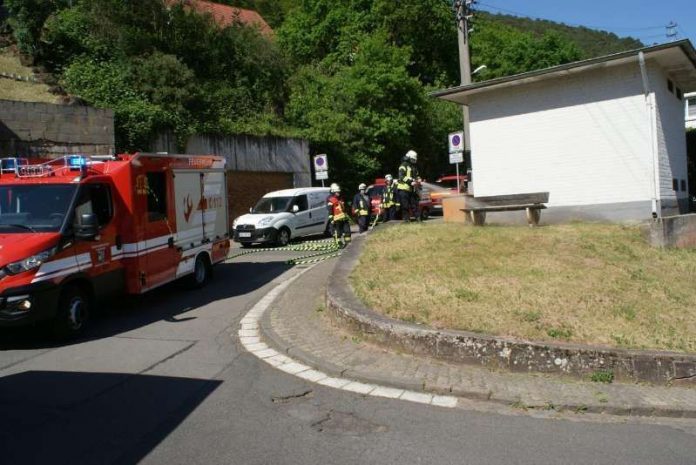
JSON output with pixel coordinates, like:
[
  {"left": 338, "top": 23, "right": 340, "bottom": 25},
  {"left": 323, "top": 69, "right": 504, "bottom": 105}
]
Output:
[{"left": 474, "top": 0, "right": 695, "bottom": 47}]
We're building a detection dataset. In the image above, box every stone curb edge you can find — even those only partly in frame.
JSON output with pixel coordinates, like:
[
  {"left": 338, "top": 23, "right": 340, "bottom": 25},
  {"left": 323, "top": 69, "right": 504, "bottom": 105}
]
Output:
[
  {"left": 325, "top": 235, "right": 696, "bottom": 389},
  {"left": 255, "top": 257, "right": 696, "bottom": 419}
]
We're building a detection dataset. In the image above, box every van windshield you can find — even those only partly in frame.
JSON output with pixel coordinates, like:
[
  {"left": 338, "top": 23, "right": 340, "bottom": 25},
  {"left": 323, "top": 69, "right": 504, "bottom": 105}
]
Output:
[
  {"left": 0, "top": 184, "right": 77, "bottom": 233},
  {"left": 253, "top": 196, "right": 292, "bottom": 214}
]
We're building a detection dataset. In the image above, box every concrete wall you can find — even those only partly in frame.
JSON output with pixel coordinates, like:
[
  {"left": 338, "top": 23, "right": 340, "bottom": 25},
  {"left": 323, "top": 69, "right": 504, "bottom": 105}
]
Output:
[
  {"left": 467, "top": 61, "right": 689, "bottom": 222},
  {"left": 153, "top": 132, "right": 311, "bottom": 188},
  {"left": 0, "top": 99, "right": 114, "bottom": 157},
  {"left": 649, "top": 213, "right": 696, "bottom": 248}
]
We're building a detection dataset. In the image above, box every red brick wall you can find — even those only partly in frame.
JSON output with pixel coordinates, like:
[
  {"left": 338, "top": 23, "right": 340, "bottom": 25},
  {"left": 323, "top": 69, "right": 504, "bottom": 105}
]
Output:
[{"left": 227, "top": 170, "right": 293, "bottom": 228}]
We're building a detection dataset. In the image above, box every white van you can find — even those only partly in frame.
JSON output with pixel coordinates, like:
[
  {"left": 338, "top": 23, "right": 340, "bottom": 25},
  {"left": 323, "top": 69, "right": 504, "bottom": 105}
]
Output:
[{"left": 232, "top": 187, "right": 331, "bottom": 247}]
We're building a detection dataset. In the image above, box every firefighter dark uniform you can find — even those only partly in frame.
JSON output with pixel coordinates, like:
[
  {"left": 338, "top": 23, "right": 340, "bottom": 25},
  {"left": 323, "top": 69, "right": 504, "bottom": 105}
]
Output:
[
  {"left": 352, "top": 185, "right": 370, "bottom": 233},
  {"left": 397, "top": 150, "right": 420, "bottom": 222},
  {"left": 327, "top": 186, "right": 351, "bottom": 247},
  {"left": 382, "top": 177, "right": 396, "bottom": 222}
]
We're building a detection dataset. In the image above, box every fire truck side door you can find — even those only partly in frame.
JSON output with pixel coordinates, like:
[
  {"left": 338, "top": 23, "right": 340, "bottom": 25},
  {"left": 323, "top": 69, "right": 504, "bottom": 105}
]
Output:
[
  {"left": 72, "top": 183, "right": 124, "bottom": 297},
  {"left": 142, "top": 170, "right": 179, "bottom": 289}
]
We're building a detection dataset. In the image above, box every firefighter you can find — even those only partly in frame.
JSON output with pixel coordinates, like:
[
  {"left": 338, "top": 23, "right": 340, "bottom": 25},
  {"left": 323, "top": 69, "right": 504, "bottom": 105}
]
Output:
[
  {"left": 352, "top": 183, "right": 371, "bottom": 233},
  {"left": 327, "top": 183, "right": 351, "bottom": 247},
  {"left": 396, "top": 149, "right": 419, "bottom": 222},
  {"left": 382, "top": 174, "right": 396, "bottom": 222}
]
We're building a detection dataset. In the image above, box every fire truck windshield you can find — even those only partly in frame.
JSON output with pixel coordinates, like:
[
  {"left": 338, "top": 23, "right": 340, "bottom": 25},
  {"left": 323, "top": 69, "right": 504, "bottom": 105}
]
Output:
[
  {"left": 252, "top": 196, "right": 292, "bottom": 214},
  {"left": 0, "top": 184, "right": 77, "bottom": 233}
]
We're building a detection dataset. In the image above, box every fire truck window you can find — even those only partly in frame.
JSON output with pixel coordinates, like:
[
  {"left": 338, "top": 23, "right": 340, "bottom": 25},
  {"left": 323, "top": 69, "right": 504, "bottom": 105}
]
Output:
[
  {"left": 74, "top": 184, "right": 113, "bottom": 228},
  {"left": 146, "top": 172, "right": 168, "bottom": 222}
]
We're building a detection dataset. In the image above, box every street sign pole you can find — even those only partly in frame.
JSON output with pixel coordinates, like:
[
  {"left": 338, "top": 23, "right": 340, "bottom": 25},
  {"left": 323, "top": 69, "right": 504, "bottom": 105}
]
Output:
[{"left": 455, "top": 162, "right": 460, "bottom": 193}]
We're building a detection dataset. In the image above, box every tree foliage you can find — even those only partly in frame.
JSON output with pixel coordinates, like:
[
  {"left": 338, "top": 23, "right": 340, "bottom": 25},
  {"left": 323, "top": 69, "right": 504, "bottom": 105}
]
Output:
[{"left": 4, "top": 0, "right": 646, "bottom": 186}]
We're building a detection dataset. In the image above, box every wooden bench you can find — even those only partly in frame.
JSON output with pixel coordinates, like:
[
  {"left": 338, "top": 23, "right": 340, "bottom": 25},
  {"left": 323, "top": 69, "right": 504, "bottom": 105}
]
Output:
[{"left": 460, "top": 192, "right": 549, "bottom": 226}]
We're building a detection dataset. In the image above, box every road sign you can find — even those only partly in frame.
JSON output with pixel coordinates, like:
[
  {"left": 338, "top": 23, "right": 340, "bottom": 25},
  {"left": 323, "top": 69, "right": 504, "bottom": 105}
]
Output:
[
  {"left": 448, "top": 131, "right": 464, "bottom": 153},
  {"left": 313, "top": 154, "right": 328, "bottom": 172},
  {"left": 449, "top": 151, "right": 464, "bottom": 164},
  {"left": 315, "top": 170, "right": 329, "bottom": 180}
]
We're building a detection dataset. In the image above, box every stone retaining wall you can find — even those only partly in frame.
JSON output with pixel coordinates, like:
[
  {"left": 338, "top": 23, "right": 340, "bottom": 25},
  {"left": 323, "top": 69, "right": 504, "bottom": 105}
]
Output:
[
  {"left": 326, "top": 235, "right": 696, "bottom": 385},
  {"left": 0, "top": 99, "right": 114, "bottom": 157}
]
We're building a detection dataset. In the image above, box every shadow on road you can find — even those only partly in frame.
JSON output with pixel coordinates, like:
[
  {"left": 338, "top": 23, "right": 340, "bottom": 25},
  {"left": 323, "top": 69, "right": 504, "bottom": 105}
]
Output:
[
  {"left": 0, "top": 370, "right": 221, "bottom": 465},
  {"left": 0, "top": 259, "right": 292, "bottom": 350}
]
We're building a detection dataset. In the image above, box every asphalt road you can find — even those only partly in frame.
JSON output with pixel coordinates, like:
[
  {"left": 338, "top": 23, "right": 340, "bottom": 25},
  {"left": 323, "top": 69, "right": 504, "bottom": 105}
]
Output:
[{"left": 1, "top": 247, "right": 695, "bottom": 465}]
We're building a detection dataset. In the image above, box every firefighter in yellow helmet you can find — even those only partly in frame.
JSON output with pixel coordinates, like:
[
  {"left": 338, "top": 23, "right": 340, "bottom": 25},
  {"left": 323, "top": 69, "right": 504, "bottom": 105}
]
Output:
[
  {"left": 352, "top": 183, "right": 371, "bottom": 233},
  {"left": 326, "top": 183, "right": 351, "bottom": 247}
]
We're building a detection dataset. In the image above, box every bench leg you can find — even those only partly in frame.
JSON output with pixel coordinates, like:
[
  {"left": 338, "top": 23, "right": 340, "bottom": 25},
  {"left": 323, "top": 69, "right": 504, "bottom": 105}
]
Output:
[
  {"left": 470, "top": 211, "right": 486, "bottom": 226},
  {"left": 526, "top": 208, "right": 540, "bottom": 226}
]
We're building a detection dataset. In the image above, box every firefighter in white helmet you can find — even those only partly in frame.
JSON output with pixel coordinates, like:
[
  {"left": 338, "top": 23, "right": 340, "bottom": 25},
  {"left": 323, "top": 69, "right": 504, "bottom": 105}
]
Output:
[
  {"left": 382, "top": 174, "right": 396, "bottom": 222},
  {"left": 396, "top": 149, "right": 420, "bottom": 222},
  {"left": 352, "top": 182, "right": 371, "bottom": 233},
  {"left": 326, "top": 183, "right": 351, "bottom": 247}
]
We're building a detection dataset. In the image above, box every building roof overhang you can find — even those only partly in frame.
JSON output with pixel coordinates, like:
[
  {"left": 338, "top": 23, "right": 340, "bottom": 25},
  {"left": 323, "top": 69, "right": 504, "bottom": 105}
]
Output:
[{"left": 432, "top": 40, "right": 696, "bottom": 105}]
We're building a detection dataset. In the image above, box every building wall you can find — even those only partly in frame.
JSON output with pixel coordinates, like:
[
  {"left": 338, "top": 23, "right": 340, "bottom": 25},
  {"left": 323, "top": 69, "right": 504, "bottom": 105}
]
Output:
[
  {"left": 0, "top": 99, "right": 115, "bottom": 157},
  {"left": 468, "top": 62, "right": 663, "bottom": 220},
  {"left": 651, "top": 64, "right": 690, "bottom": 214}
]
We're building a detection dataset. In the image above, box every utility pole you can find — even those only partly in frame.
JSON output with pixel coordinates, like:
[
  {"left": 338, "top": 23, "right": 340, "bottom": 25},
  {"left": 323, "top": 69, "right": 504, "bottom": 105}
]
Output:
[
  {"left": 666, "top": 21, "right": 678, "bottom": 41},
  {"left": 454, "top": 0, "right": 474, "bottom": 191}
]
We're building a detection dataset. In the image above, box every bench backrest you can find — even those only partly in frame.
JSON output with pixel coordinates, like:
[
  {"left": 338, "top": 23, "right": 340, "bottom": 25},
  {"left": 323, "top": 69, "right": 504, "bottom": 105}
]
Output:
[{"left": 468, "top": 192, "right": 549, "bottom": 208}]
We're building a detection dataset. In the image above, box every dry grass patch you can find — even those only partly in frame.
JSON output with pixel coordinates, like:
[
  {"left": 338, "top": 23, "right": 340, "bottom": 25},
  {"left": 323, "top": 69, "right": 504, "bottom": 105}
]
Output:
[
  {"left": 0, "top": 47, "right": 58, "bottom": 104},
  {"left": 351, "top": 223, "right": 696, "bottom": 352}
]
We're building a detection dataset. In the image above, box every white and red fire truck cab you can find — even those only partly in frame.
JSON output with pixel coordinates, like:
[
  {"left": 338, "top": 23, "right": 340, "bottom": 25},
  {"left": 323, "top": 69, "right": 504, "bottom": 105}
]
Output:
[{"left": 0, "top": 153, "right": 230, "bottom": 336}]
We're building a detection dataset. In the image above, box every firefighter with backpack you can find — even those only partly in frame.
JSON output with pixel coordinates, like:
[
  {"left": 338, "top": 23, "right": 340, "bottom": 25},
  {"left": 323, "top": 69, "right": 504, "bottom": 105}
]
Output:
[
  {"left": 396, "top": 149, "right": 420, "bottom": 222},
  {"left": 327, "top": 183, "right": 351, "bottom": 247}
]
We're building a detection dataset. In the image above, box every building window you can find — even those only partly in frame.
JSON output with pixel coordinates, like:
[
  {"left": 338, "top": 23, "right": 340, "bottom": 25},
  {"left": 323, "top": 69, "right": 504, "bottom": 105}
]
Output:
[
  {"left": 667, "top": 79, "right": 674, "bottom": 93},
  {"left": 681, "top": 179, "right": 687, "bottom": 192},
  {"left": 146, "top": 172, "right": 168, "bottom": 222},
  {"left": 688, "top": 98, "right": 696, "bottom": 118},
  {"left": 672, "top": 178, "right": 679, "bottom": 191},
  {"left": 677, "top": 88, "right": 683, "bottom": 100}
]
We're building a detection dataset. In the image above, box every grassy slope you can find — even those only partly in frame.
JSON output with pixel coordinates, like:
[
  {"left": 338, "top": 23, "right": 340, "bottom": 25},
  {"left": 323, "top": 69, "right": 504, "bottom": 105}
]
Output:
[
  {"left": 352, "top": 223, "right": 696, "bottom": 352},
  {"left": 0, "top": 47, "right": 58, "bottom": 104}
]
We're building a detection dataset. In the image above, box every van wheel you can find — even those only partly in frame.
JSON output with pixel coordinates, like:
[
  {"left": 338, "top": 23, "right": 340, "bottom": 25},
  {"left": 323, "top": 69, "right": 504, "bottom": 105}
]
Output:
[
  {"left": 188, "top": 254, "right": 211, "bottom": 289},
  {"left": 53, "top": 285, "right": 90, "bottom": 339},
  {"left": 276, "top": 228, "right": 290, "bottom": 247}
]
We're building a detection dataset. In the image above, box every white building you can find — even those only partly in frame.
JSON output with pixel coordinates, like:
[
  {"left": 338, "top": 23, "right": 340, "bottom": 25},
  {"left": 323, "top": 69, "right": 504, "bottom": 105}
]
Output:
[
  {"left": 686, "top": 91, "right": 696, "bottom": 129},
  {"left": 434, "top": 40, "right": 696, "bottom": 222}
]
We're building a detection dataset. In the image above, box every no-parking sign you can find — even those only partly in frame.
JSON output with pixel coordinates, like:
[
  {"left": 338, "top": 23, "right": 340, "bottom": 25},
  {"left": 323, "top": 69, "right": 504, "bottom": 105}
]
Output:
[
  {"left": 448, "top": 131, "right": 464, "bottom": 153},
  {"left": 313, "top": 154, "right": 328, "bottom": 172}
]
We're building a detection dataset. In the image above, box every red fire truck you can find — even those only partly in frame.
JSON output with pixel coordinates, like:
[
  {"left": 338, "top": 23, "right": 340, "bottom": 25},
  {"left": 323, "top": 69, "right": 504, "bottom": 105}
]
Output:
[{"left": 0, "top": 153, "right": 230, "bottom": 337}]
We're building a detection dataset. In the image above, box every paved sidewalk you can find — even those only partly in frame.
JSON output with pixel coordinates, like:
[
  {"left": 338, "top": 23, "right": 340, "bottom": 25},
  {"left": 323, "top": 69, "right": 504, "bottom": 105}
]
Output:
[{"left": 259, "top": 257, "right": 696, "bottom": 419}]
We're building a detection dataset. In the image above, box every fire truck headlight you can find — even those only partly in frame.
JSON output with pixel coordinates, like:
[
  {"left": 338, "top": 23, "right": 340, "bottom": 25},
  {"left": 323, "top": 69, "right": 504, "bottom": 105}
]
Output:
[
  {"left": 258, "top": 216, "right": 274, "bottom": 227},
  {"left": 4, "top": 247, "right": 57, "bottom": 275}
]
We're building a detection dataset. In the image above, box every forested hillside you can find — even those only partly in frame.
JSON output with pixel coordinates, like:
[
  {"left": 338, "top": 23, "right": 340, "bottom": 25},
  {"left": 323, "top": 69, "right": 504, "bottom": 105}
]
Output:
[{"left": 1, "top": 0, "right": 646, "bottom": 186}]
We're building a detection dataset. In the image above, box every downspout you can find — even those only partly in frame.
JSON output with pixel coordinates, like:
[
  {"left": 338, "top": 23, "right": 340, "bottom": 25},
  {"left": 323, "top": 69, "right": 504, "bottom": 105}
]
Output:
[{"left": 638, "top": 51, "right": 660, "bottom": 218}]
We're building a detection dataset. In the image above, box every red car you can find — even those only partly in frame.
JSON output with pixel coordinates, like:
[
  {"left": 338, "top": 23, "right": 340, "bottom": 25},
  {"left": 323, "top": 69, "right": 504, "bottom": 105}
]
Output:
[
  {"left": 365, "top": 178, "right": 432, "bottom": 220},
  {"left": 430, "top": 175, "right": 467, "bottom": 213}
]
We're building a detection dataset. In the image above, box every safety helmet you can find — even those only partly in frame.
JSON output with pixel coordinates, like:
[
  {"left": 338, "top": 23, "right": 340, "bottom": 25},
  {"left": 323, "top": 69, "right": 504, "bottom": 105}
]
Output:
[
  {"left": 358, "top": 183, "right": 366, "bottom": 191},
  {"left": 385, "top": 174, "right": 393, "bottom": 182},
  {"left": 330, "top": 183, "right": 341, "bottom": 193},
  {"left": 405, "top": 150, "right": 418, "bottom": 163}
]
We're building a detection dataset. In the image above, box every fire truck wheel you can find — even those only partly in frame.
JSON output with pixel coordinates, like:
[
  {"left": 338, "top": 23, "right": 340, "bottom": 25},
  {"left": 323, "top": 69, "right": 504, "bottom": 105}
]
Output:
[
  {"left": 188, "top": 254, "right": 211, "bottom": 289},
  {"left": 53, "top": 285, "right": 90, "bottom": 339},
  {"left": 276, "top": 227, "right": 290, "bottom": 247}
]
